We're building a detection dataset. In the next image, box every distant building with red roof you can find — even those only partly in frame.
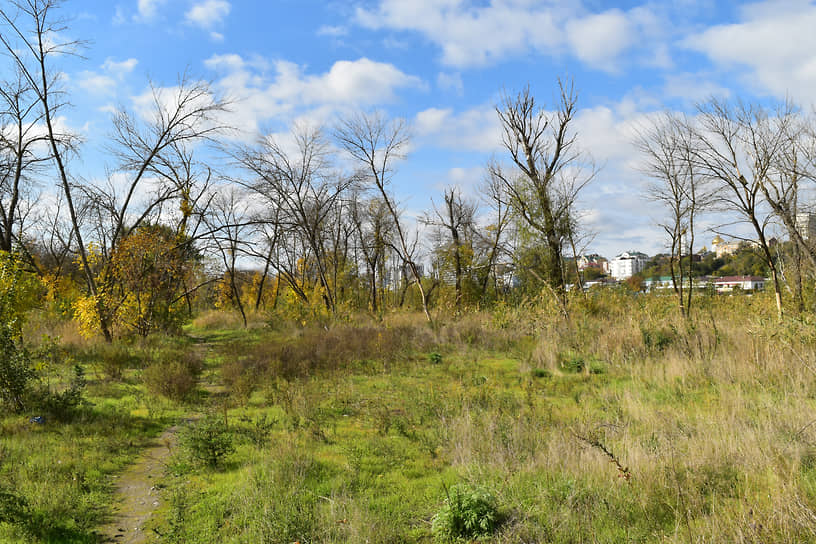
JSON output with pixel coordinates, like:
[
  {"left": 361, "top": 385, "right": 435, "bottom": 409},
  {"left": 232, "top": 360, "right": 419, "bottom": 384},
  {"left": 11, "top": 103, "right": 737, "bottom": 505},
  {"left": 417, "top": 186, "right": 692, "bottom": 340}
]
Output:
[{"left": 713, "top": 276, "right": 766, "bottom": 293}]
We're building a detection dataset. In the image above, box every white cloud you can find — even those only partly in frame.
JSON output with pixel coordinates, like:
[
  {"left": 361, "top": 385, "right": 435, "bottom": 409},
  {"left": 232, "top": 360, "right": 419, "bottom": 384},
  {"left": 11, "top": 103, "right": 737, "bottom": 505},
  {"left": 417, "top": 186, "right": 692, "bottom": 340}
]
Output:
[
  {"left": 135, "top": 0, "right": 165, "bottom": 21},
  {"left": 684, "top": 1, "right": 816, "bottom": 102},
  {"left": 102, "top": 58, "right": 139, "bottom": 76},
  {"left": 77, "top": 58, "right": 139, "bottom": 96},
  {"left": 662, "top": 73, "right": 731, "bottom": 103},
  {"left": 415, "top": 105, "right": 502, "bottom": 153},
  {"left": 186, "top": 0, "right": 231, "bottom": 29},
  {"left": 78, "top": 73, "right": 117, "bottom": 95},
  {"left": 355, "top": 0, "right": 666, "bottom": 70},
  {"left": 203, "top": 54, "right": 424, "bottom": 139},
  {"left": 565, "top": 10, "right": 632, "bottom": 71},
  {"left": 317, "top": 25, "right": 348, "bottom": 37}
]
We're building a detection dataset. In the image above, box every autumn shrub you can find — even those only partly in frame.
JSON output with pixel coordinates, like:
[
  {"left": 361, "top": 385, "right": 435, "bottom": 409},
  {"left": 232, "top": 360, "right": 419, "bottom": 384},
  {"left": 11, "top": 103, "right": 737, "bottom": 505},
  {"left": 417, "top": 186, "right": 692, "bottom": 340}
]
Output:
[
  {"left": 221, "top": 357, "right": 266, "bottom": 403},
  {"left": 192, "top": 309, "right": 246, "bottom": 330},
  {"left": 640, "top": 324, "right": 676, "bottom": 352},
  {"left": 142, "top": 349, "right": 202, "bottom": 401},
  {"left": 241, "top": 323, "right": 437, "bottom": 379},
  {"left": 90, "top": 342, "right": 141, "bottom": 381}
]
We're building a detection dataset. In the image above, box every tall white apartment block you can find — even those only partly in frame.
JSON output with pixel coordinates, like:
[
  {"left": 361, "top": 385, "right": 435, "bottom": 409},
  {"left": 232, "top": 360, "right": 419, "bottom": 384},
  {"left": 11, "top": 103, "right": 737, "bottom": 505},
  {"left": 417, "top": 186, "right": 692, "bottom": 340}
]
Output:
[{"left": 609, "top": 251, "right": 649, "bottom": 280}]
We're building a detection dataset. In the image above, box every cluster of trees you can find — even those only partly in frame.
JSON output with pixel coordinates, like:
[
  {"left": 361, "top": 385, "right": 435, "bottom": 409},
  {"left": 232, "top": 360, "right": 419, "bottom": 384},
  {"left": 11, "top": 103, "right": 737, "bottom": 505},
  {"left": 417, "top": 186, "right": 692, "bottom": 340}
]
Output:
[
  {"left": 0, "top": 1, "right": 598, "bottom": 337},
  {"left": 637, "top": 102, "right": 816, "bottom": 319},
  {"left": 6, "top": 0, "right": 816, "bottom": 343}
]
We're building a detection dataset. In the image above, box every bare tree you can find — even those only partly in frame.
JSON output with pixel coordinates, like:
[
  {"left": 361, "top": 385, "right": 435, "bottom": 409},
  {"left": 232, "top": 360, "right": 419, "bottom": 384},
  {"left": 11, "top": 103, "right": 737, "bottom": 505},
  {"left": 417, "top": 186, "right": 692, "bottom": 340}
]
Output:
[
  {"left": 490, "top": 81, "right": 595, "bottom": 311},
  {"left": 693, "top": 99, "right": 791, "bottom": 320},
  {"left": 335, "top": 111, "right": 434, "bottom": 322},
  {"left": 759, "top": 108, "right": 816, "bottom": 280},
  {"left": 0, "top": 0, "right": 106, "bottom": 328},
  {"left": 0, "top": 71, "right": 50, "bottom": 253},
  {"left": 350, "top": 194, "right": 394, "bottom": 314},
  {"left": 205, "top": 187, "right": 251, "bottom": 327},
  {"left": 637, "top": 112, "right": 710, "bottom": 318},
  {"left": 422, "top": 187, "right": 477, "bottom": 311},
  {"left": 478, "top": 164, "right": 515, "bottom": 298},
  {"left": 235, "top": 124, "right": 350, "bottom": 315}
]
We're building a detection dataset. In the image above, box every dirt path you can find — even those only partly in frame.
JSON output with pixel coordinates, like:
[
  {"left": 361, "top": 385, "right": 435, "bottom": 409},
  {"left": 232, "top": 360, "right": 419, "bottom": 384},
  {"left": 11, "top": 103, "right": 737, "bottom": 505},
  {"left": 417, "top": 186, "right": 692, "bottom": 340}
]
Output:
[
  {"left": 98, "top": 339, "right": 217, "bottom": 543},
  {"left": 97, "top": 425, "right": 179, "bottom": 543}
]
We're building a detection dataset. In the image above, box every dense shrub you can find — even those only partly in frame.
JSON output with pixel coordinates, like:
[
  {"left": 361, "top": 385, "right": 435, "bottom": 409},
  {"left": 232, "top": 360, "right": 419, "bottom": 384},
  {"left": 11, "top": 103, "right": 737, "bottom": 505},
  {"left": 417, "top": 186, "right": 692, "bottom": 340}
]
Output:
[
  {"left": 221, "top": 357, "right": 265, "bottom": 403},
  {"left": 91, "top": 342, "right": 141, "bottom": 381},
  {"left": 432, "top": 484, "right": 502, "bottom": 542},
  {"left": 179, "top": 417, "right": 235, "bottom": 468},
  {"left": 142, "top": 349, "right": 202, "bottom": 401},
  {"left": 235, "top": 323, "right": 436, "bottom": 379},
  {"left": 32, "top": 364, "right": 87, "bottom": 422},
  {"left": 0, "top": 325, "right": 35, "bottom": 413}
]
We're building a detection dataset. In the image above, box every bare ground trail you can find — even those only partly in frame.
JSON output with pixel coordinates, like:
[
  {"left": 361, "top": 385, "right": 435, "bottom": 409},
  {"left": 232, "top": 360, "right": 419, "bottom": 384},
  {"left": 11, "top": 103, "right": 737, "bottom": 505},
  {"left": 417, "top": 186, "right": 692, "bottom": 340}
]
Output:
[
  {"left": 97, "top": 425, "right": 180, "bottom": 543},
  {"left": 97, "top": 338, "right": 219, "bottom": 543}
]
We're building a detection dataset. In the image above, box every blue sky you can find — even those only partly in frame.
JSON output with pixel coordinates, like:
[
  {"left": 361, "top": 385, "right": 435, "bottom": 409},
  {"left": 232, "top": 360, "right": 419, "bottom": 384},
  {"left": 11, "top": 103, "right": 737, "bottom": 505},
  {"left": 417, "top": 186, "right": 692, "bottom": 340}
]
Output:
[{"left": 44, "top": 0, "right": 816, "bottom": 257}]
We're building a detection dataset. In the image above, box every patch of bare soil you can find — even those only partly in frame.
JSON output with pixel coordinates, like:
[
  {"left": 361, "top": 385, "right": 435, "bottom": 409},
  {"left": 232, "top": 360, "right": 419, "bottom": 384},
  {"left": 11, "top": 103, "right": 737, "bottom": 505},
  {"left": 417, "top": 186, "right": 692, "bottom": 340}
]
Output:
[{"left": 97, "top": 426, "right": 179, "bottom": 543}]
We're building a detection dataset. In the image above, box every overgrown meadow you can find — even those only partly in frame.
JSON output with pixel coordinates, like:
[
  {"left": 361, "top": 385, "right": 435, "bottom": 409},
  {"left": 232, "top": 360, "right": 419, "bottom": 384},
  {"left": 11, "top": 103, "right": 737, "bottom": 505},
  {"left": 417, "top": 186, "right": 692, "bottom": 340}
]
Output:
[{"left": 4, "top": 289, "right": 816, "bottom": 543}]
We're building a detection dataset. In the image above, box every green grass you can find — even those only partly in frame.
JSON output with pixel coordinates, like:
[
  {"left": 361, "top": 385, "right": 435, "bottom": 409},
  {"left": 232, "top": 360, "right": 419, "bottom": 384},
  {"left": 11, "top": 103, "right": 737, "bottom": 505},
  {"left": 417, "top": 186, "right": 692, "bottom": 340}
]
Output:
[{"left": 7, "top": 294, "right": 816, "bottom": 542}]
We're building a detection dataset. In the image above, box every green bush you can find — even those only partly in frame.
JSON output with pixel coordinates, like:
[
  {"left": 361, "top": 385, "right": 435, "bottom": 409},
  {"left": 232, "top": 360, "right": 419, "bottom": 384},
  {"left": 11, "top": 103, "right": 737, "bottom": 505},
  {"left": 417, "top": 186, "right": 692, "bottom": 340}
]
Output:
[
  {"left": 432, "top": 484, "right": 502, "bottom": 542},
  {"left": 589, "top": 360, "right": 607, "bottom": 375},
  {"left": 0, "top": 325, "right": 36, "bottom": 413},
  {"left": 32, "top": 364, "right": 87, "bottom": 422},
  {"left": 179, "top": 417, "right": 235, "bottom": 468},
  {"left": 429, "top": 351, "right": 443, "bottom": 365},
  {"left": 532, "top": 368, "right": 552, "bottom": 378},
  {"left": 92, "top": 342, "right": 140, "bottom": 381},
  {"left": 641, "top": 325, "right": 675, "bottom": 351},
  {"left": 558, "top": 350, "right": 585, "bottom": 373}
]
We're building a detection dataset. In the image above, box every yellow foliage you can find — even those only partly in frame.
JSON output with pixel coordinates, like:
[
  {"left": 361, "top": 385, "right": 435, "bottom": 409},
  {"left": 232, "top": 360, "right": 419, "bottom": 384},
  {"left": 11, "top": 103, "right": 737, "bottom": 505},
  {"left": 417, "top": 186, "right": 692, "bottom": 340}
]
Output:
[
  {"left": 0, "top": 251, "right": 41, "bottom": 332},
  {"left": 71, "top": 294, "right": 102, "bottom": 339}
]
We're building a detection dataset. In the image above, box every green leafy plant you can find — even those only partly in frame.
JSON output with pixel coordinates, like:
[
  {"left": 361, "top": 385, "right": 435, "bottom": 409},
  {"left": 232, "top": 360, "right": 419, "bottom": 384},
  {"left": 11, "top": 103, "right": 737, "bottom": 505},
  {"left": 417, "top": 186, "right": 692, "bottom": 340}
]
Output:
[
  {"left": 432, "top": 483, "right": 502, "bottom": 542},
  {"left": 0, "top": 324, "right": 35, "bottom": 413},
  {"left": 33, "top": 364, "right": 87, "bottom": 422},
  {"left": 429, "top": 351, "right": 443, "bottom": 365},
  {"left": 531, "top": 367, "right": 552, "bottom": 378},
  {"left": 558, "top": 350, "right": 585, "bottom": 373},
  {"left": 179, "top": 417, "right": 235, "bottom": 468}
]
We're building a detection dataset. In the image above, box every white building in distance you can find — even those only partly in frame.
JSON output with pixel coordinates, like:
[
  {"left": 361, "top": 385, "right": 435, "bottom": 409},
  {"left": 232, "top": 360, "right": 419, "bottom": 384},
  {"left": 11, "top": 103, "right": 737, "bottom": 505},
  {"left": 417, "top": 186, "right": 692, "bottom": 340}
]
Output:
[
  {"left": 609, "top": 251, "right": 649, "bottom": 280},
  {"left": 795, "top": 212, "right": 816, "bottom": 242}
]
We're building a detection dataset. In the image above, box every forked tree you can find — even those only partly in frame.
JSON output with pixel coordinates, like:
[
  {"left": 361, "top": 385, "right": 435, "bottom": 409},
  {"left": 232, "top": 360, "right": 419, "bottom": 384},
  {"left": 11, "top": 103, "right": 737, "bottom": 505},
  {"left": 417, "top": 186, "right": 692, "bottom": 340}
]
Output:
[
  {"left": 335, "top": 112, "right": 434, "bottom": 322},
  {"left": 490, "top": 80, "right": 594, "bottom": 313},
  {"left": 636, "top": 112, "right": 711, "bottom": 318},
  {"left": 693, "top": 99, "right": 792, "bottom": 320}
]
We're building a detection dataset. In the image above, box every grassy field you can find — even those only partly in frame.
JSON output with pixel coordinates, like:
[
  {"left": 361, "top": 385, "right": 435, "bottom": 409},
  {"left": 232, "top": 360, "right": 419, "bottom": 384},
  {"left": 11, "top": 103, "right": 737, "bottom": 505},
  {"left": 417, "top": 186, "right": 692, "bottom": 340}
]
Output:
[{"left": 4, "top": 291, "right": 816, "bottom": 542}]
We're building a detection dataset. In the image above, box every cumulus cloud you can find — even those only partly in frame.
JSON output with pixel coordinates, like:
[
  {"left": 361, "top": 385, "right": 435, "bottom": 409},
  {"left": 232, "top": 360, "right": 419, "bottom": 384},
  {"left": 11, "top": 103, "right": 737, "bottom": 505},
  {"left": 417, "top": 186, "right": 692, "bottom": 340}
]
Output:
[
  {"left": 77, "top": 57, "right": 139, "bottom": 96},
  {"left": 186, "top": 0, "right": 231, "bottom": 29},
  {"left": 355, "top": 0, "right": 666, "bottom": 70},
  {"left": 135, "top": 0, "right": 165, "bottom": 21},
  {"left": 203, "top": 54, "right": 424, "bottom": 139},
  {"left": 415, "top": 105, "right": 502, "bottom": 153},
  {"left": 684, "top": 1, "right": 816, "bottom": 102},
  {"left": 565, "top": 10, "right": 633, "bottom": 71}
]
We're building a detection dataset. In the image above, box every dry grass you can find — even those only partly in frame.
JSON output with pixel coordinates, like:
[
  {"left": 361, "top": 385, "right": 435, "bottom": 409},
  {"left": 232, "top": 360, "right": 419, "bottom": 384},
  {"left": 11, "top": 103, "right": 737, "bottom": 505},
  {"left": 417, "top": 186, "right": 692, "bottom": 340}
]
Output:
[{"left": 155, "top": 292, "right": 816, "bottom": 542}]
